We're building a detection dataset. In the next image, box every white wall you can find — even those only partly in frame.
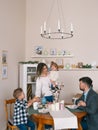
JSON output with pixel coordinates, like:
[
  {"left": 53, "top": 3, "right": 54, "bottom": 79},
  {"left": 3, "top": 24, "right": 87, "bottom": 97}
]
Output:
[
  {"left": 0, "top": 0, "right": 25, "bottom": 129},
  {"left": 25, "top": 0, "right": 98, "bottom": 63},
  {"left": 59, "top": 70, "right": 98, "bottom": 102},
  {"left": 1, "top": 0, "right": 98, "bottom": 129},
  {"left": 25, "top": 0, "right": 98, "bottom": 100}
]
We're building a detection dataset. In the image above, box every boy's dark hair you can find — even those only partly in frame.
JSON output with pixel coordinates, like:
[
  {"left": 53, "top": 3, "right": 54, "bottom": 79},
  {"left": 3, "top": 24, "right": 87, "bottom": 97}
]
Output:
[
  {"left": 79, "top": 77, "right": 93, "bottom": 88},
  {"left": 13, "top": 88, "right": 23, "bottom": 99}
]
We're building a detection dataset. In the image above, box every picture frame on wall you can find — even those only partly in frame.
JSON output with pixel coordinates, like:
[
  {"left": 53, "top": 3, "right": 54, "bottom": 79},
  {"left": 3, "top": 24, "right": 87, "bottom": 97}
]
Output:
[
  {"left": 34, "top": 46, "right": 43, "bottom": 55},
  {"left": 56, "top": 58, "right": 64, "bottom": 68},
  {"left": 2, "top": 50, "right": 8, "bottom": 64},
  {"left": 50, "top": 48, "right": 57, "bottom": 55},
  {"left": 2, "top": 65, "right": 8, "bottom": 79},
  {"left": 56, "top": 58, "right": 63, "bottom": 65}
]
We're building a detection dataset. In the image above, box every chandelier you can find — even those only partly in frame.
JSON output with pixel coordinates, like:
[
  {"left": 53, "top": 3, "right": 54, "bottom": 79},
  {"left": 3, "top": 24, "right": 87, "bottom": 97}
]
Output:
[{"left": 40, "top": 0, "right": 73, "bottom": 40}]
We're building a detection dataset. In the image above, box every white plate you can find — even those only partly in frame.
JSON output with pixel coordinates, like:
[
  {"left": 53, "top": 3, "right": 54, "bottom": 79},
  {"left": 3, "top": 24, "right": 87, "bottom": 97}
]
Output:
[
  {"left": 38, "top": 108, "right": 49, "bottom": 113},
  {"left": 66, "top": 105, "right": 78, "bottom": 109}
]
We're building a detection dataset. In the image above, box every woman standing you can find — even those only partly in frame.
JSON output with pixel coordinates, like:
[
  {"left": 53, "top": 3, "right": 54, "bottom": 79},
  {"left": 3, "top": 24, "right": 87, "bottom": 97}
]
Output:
[{"left": 35, "top": 62, "right": 53, "bottom": 102}]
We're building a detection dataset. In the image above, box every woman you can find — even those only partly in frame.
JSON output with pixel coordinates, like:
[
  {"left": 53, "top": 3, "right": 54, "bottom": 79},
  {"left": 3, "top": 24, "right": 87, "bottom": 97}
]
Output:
[
  {"left": 35, "top": 63, "right": 54, "bottom": 129},
  {"left": 35, "top": 62, "right": 54, "bottom": 102}
]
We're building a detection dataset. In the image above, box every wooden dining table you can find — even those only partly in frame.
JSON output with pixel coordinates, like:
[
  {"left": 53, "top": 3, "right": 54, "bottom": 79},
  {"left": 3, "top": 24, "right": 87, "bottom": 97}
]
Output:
[{"left": 29, "top": 106, "right": 87, "bottom": 130}]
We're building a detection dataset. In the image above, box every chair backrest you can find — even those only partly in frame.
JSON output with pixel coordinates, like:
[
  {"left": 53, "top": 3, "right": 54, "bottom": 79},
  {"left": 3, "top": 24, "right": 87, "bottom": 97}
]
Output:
[{"left": 4, "top": 98, "right": 16, "bottom": 122}]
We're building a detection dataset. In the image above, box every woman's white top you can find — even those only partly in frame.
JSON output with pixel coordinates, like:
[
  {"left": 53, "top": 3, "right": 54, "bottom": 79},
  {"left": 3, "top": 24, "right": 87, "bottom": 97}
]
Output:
[
  {"left": 49, "top": 71, "right": 59, "bottom": 82},
  {"left": 35, "top": 76, "right": 53, "bottom": 97}
]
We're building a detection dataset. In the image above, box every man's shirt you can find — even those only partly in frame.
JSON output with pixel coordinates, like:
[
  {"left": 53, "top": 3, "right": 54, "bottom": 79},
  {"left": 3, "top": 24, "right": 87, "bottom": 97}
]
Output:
[{"left": 83, "top": 88, "right": 90, "bottom": 102}]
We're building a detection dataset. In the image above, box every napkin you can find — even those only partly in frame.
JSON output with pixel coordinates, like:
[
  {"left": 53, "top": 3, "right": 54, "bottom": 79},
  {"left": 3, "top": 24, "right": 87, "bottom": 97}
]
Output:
[{"left": 49, "top": 108, "right": 78, "bottom": 130}]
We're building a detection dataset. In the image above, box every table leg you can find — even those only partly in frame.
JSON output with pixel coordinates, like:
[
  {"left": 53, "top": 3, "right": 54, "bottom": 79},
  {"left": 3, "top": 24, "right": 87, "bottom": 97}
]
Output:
[
  {"left": 37, "top": 123, "right": 44, "bottom": 130},
  {"left": 77, "top": 118, "right": 83, "bottom": 130}
]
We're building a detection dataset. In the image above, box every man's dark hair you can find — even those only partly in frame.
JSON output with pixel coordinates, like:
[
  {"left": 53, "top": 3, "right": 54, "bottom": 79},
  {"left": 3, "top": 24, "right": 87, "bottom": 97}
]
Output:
[{"left": 79, "top": 77, "right": 93, "bottom": 88}]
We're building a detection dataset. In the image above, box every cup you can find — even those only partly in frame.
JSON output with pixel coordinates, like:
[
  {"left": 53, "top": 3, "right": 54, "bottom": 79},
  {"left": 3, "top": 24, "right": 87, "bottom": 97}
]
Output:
[
  {"left": 60, "top": 100, "right": 64, "bottom": 110},
  {"left": 33, "top": 102, "right": 38, "bottom": 110}
]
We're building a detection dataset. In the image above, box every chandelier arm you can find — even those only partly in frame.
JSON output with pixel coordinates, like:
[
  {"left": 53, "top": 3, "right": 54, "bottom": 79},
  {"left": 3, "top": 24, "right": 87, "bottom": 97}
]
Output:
[
  {"left": 46, "top": 0, "right": 55, "bottom": 25},
  {"left": 57, "top": 0, "right": 61, "bottom": 21},
  {"left": 59, "top": 0, "right": 66, "bottom": 28}
]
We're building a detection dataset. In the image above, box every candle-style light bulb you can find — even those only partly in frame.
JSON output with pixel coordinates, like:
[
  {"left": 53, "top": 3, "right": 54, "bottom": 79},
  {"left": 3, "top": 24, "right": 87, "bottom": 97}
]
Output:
[
  {"left": 58, "top": 20, "right": 60, "bottom": 31},
  {"left": 71, "top": 23, "right": 73, "bottom": 33},
  {"left": 61, "top": 29, "right": 64, "bottom": 39},
  {"left": 49, "top": 28, "right": 51, "bottom": 38},
  {"left": 44, "top": 21, "right": 46, "bottom": 33},
  {"left": 40, "top": 26, "right": 42, "bottom": 35}
]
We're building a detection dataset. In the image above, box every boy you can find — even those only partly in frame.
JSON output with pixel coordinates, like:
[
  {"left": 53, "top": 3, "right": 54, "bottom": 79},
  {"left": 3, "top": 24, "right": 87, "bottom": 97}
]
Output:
[{"left": 13, "top": 88, "right": 38, "bottom": 130}]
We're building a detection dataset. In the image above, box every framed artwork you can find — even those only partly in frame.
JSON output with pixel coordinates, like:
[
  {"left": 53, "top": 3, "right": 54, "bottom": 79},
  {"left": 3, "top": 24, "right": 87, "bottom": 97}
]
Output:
[
  {"left": 2, "top": 50, "right": 8, "bottom": 64},
  {"left": 2, "top": 65, "right": 8, "bottom": 79},
  {"left": 34, "top": 46, "right": 43, "bottom": 55},
  {"left": 61, "top": 50, "right": 66, "bottom": 56},
  {"left": 56, "top": 58, "right": 64, "bottom": 69},
  {"left": 50, "top": 48, "right": 57, "bottom": 55}
]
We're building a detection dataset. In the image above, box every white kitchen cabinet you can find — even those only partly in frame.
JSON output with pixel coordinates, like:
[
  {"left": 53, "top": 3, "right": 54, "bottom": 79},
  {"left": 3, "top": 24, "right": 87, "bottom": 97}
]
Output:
[{"left": 19, "top": 63, "right": 38, "bottom": 100}]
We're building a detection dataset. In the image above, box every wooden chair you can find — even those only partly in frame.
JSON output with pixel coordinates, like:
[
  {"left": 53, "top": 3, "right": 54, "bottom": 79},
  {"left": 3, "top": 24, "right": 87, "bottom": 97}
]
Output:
[{"left": 4, "top": 98, "right": 18, "bottom": 130}]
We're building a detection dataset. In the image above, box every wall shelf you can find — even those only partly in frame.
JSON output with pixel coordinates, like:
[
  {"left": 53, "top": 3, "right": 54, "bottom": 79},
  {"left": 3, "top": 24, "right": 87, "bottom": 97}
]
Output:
[
  {"left": 31, "top": 54, "right": 74, "bottom": 58},
  {"left": 59, "top": 68, "right": 98, "bottom": 71}
]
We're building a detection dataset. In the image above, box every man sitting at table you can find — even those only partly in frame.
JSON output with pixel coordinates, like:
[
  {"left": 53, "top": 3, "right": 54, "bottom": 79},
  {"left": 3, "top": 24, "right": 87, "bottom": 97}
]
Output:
[{"left": 75, "top": 77, "right": 98, "bottom": 130}]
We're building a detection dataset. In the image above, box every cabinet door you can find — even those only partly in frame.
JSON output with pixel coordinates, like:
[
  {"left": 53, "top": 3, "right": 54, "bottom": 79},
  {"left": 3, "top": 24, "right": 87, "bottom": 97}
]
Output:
[
  {"left": 27, "top": 66, "right": 37, "bottom": 100},
  {"left": 27, "top": 67, "right": 37, "bottom": 83}
]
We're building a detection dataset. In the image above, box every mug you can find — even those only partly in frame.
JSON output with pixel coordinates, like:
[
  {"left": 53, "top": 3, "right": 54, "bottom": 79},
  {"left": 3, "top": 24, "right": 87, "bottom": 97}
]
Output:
[
  {"left": 72, "top": 97, "right": 78, "bottom": 104},
  {"left": 33, "top": 102, "right": 38, "bottom": 110}
]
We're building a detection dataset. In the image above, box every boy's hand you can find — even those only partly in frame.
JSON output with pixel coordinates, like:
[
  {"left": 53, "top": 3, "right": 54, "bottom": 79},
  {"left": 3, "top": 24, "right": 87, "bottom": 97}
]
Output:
[
  {"left": 34, "top": 96, "right": 40, "bottom": 102},
  {"left": 30, "top": 97, "right": 40, "bottom": 104},
  {"left": 27, "top": 102, "right": 32, "bottom": 107}
]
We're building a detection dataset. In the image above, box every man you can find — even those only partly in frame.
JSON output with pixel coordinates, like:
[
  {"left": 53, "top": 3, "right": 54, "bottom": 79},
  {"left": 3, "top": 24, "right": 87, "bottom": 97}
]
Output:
[{"left": 76, "top": 77, "right": 98, "bottom": 130}]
